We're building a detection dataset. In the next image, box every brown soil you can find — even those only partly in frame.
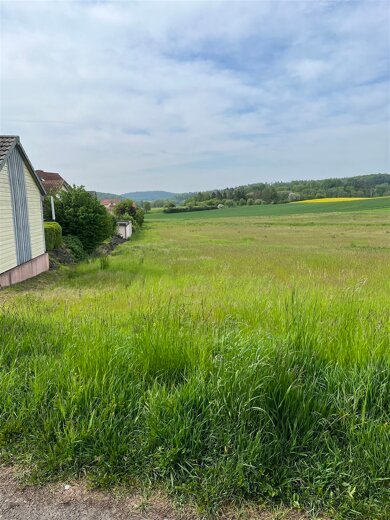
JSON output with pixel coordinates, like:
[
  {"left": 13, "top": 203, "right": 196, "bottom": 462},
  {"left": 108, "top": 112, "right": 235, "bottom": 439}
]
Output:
[{"left": 0, "top": 466, "right": 317, "bottom": 520}]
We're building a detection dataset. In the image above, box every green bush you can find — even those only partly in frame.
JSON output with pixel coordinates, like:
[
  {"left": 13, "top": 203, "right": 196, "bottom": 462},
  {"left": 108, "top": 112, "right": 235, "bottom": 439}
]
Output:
[
  {"left": 163, "top": 206, "right": 218, "bottom": 214},
  {"left": 135, "top": 207, "right": 145, "bottom": 226},
  {"left": 44, "top": 222, "right": 62, "bottom": 251},
  {"left": 55, "top": 187, "right": 115, "bottom": 253},
  {"left": 128, "top": 216, "right": 140, "bottom": 233},
  {"left": 62, "top": 235, "right": 87, "bottom": 261},
  {"left": 116, "top": 213, "right": 140, "bottom": 233},
  {"left": 42, "top": 196, "right": 53, "bottom": 221},
  {"left": 109, "top": 214, "right": 117, "bottom": 235},
  {"left": 113, "top": 199, "right": 137, "bottom": 219},
  {"left": 114, "top": 199, "right": 144, "bottom": 230}
]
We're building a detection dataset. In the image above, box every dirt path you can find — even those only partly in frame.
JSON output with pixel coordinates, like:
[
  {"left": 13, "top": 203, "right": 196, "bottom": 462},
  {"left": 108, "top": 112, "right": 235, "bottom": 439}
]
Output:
[
  {"left": 0, "top": 467, "right": 192, "bottom": 520},
  {"left": 0, "top": 466, "right": 311, "bottom": 520}
]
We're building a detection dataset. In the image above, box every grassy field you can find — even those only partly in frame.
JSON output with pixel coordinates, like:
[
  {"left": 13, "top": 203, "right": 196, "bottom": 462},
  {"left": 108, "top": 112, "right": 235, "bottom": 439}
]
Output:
[
  {"left": 1, "top": 201, "right": 389, "bottom": 518},
  {"left": 147, "top": 196, "right": 390, "bottom": 221}
]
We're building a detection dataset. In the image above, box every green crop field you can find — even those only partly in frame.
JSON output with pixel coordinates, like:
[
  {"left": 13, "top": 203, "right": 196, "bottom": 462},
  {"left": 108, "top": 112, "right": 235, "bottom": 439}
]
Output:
[
  {"left": 147, "top": 196, "right": 390, "bottom": 221},
  {"left": 1, "top": 202, "right": 389, "bottom": 518}
]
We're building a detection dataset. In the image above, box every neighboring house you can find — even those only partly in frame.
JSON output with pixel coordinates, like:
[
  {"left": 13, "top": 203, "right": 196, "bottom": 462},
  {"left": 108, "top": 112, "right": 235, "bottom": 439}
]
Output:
[
  {"left": 36, "top": 170, "right": 71, "bottom": 195},
  {"left": 101, "top": 198, "right": 121, "bottom": 213},
  {"left": 0, "top": 136, "right": 49, "bottom": 287}
]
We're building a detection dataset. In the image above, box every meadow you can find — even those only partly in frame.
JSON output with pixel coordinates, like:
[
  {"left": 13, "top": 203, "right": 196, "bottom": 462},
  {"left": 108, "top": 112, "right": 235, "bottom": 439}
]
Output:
[
  {"left": 148, "top": 196, "right": 389, "bottom": 220},
  {"left": 1, "top": 199, "right": 389, "bottom": 518}
]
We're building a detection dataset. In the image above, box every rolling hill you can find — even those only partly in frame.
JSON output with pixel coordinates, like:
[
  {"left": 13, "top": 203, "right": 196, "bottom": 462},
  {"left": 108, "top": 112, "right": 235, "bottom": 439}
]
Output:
[{"left": 96, "top": 190, "right": 179, "bottom": 202}]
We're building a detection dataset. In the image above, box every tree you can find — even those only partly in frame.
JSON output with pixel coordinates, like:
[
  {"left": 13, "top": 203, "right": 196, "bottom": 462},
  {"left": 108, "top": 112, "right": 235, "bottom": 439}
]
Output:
[
  {"left": 143, "top": 201, "right": 151, "bottom": 212},
  {"left": 135, "top": 207, "right": 145, "bottom": 226},
  {"left": 288, "top": 192, "right": 301, "bottom": 202},
  {"left": 262, "top": 186, "right": 278, "bottom": 204},
  {"left": 113, "top": 199, "right": 137, "bottom": 219},
  {"left": 152, "top": 199, "right": 166, "bottom": 208},
  {"left": 113, "top": 199, "right": 145, "bottom": 228},
  {"left": 55, "top": 186, "right": 115, "bottom": 253}
]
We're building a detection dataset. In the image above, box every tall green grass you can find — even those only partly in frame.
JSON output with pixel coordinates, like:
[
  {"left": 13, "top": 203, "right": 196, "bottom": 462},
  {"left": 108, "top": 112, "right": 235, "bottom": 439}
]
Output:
[{"left": 0, "top": 210, "right": 389, "bottom": 518}]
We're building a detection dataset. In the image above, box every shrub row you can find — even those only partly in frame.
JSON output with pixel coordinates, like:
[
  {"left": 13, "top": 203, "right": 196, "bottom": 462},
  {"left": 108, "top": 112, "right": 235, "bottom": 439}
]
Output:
[
  {"left": 62, "top": 235, "right": 87, "bottom": 261},
  {"left": 44, "top": 222, "right": 62, "bottom": 251},
  {"left": 163, "top": 205, "right": 219, "bottom": 214}
]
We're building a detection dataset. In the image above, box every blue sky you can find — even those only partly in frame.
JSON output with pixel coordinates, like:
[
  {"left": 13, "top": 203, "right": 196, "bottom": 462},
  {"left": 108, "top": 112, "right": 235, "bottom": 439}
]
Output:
[{"left": 0, "top": 0, "right": 389, "bottom": 193}]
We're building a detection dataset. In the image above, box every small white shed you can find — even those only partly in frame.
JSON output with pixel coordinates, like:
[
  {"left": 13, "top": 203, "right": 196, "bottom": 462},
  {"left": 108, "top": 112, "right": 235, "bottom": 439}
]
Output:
[{"left": 116, "top": 221, "right": 132, "bottom": 240}]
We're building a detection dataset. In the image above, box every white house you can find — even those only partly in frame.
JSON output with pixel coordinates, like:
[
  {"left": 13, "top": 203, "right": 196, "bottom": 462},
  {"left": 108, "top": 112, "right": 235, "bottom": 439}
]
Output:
[{"left": 0, "top": 136, "right": 49, "bottom": 287}]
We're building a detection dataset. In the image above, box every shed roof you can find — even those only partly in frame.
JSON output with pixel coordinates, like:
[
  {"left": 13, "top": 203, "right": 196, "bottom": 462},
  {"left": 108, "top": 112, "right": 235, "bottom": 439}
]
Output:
[{"left": 0, "top": 135, "right": 46, "bottom": 195}]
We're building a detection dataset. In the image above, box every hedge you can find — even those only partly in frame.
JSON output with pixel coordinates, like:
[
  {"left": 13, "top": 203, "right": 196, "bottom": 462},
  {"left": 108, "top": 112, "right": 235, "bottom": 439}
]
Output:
[
  {"left": 62, "top": 235, "right": 87, "bottom": 261},
  {"left": 163, "top": 206, "right": 219, "bottom": 214},
  {"left": 44, "top": 222, "right": 62, "bottom": 251}
]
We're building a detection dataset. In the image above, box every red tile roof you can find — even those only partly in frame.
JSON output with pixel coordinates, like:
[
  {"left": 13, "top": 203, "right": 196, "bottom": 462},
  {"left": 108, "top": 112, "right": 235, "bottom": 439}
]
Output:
[
  {"left": 36, "top": 170, "right": 70, "bottom": 192},
  {"left": 101, "top": 199, "right": 121, "bottom": 213},
  {"left": 101, "top": 198, "right": 121, "bottom": 205}
]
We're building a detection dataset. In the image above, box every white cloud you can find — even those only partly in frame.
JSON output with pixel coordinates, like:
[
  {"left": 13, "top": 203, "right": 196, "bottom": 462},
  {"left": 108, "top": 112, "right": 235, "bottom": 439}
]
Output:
[
  {"left": 290, "top": 59, "right": 330, "bottom": 81},
  {"left": 0, "top": 0, "right": 388, "bottom": 192}
]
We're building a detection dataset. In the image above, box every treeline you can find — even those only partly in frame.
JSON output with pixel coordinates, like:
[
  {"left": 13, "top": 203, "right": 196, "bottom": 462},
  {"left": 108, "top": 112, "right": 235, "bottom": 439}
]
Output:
[
  {"left": 149, "top": 195, "right": 191, "bottom": 208},
  {"left": 184, "top": 173, "right": 390, "bottom": 206},
  {"left": 163, "top": 205, "right": 218, "bottom": 214}
]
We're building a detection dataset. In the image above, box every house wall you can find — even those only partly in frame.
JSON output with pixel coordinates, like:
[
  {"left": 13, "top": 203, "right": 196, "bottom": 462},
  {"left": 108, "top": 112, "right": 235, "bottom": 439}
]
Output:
[
  {"left": 23, "top": 161, "right": 46, "bottom": 258},
  {"left": 0, "top": 146, "right": 46, "bottom": 278},
  {"left": 0, "top": 162, "right": 17, "bottom": 273}
]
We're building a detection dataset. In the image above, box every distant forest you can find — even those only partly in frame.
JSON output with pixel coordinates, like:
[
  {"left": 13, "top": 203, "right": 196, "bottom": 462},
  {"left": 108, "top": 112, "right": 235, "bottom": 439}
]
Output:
[
  {"left": 96, "top": 173, "right": 390, "bottom": 207},
  {"left": 183, "top": 173, "right": 390, "bottom": 206}
]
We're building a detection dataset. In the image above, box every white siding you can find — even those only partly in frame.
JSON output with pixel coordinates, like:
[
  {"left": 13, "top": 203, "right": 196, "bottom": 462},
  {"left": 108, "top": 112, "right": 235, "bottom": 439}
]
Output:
[
  {"left": 0, "top": 162, "right": 17, "bottom": 273},
  {"left": 23, "top": 161, "right": 46, "bottom": 258}
]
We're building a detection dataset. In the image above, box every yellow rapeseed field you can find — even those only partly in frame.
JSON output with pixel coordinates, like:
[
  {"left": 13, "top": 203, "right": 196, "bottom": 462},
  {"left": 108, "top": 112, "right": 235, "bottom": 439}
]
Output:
[{"left": 298, "top": 197, "right": 369, "bottom": 203}]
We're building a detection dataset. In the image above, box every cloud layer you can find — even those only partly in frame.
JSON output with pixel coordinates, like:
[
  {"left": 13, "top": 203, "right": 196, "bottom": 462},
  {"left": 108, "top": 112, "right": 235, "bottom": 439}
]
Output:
[{"left": 1, "top": 0, "right": 389, "bottom": 192}]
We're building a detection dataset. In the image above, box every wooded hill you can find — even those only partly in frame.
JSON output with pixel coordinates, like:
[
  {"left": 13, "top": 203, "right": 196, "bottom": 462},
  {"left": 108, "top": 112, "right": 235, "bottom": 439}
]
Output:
[
  {"left": 96, "top": 173, "right": 389, "bottom": 206},
  {"left": 96, "top": 190, "right": 184, "bottom": 203},
  {"left": 184, "top": 173, "right": 390, "bottom": 205}
]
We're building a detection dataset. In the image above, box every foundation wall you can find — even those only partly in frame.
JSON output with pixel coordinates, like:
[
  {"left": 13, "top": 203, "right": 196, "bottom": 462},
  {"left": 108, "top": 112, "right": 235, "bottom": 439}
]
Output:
[{"left": 0, "top": 253, "right": 49, "bottom": 288}]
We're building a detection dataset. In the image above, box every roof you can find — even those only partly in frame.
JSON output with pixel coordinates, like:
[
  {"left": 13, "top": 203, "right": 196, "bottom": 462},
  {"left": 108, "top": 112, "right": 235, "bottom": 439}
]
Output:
[
  {"left": 101, "top": 199, "right": 121, "bottom": 205},
  {"left": 0, "top": 136, "right": 46, "bottom": 195},
  {"left": 36, "top": 170, "right": 70, "bottom": 192},
  {"left": 0, "top": 136, "right": 16, "bottom": 165}
]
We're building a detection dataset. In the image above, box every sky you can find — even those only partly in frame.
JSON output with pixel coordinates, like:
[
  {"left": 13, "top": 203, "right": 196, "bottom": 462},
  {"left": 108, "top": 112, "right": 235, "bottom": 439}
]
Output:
[{"left": 0, "top": 0, "right": 389, "bottom": 193}]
